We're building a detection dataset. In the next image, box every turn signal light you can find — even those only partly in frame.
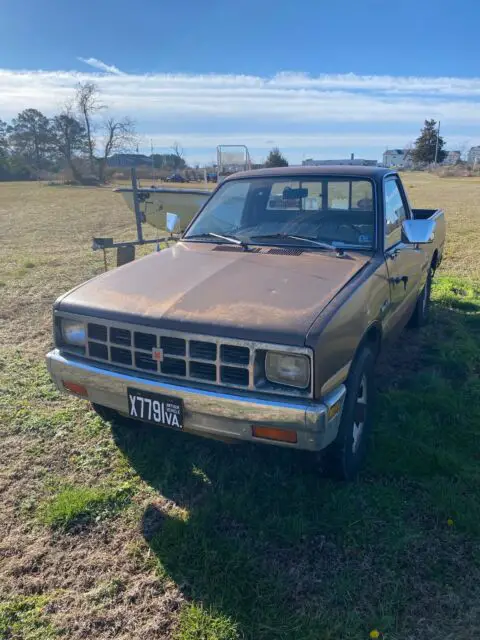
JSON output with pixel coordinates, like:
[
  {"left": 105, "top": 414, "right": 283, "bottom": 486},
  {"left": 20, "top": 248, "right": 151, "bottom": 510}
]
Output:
[
  {"left": 327, "top": 399, "right": 342, "bottom": 420},
  {"left": 252, "top": 425, "right": 297, "bottom": 444},
  {"left": 63, "top": 381, "right": 88, "bottom": 397}
]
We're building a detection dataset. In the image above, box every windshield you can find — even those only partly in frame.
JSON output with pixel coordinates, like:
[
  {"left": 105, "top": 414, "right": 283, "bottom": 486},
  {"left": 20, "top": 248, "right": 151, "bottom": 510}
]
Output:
[{"left": 185, "top": 177, "right": 375, "bottom": 249}]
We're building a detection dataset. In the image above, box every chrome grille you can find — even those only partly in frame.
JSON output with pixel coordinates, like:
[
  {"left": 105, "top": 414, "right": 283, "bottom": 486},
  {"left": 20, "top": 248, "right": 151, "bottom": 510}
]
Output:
[
  {"left": 85, "top": 321, "right": 252, "bottom": 391},
  {"left": 59, "top": 315, "right": 313, "bottom": 398}
]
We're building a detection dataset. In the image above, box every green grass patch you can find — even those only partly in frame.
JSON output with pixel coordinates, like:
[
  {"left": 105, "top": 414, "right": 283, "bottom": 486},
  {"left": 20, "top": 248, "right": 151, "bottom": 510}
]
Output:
[
  {"left": 38, "top": 482, "right": 132, "bottom": 530},
  {"left": 432, "top": 275, "right": 480, "bottom": 312},
  {"left": 0, "top": 595, "right": 57, "bottom": 640},
  {"left": 175, "top": 604, "right": 239, "bottom": 640}
]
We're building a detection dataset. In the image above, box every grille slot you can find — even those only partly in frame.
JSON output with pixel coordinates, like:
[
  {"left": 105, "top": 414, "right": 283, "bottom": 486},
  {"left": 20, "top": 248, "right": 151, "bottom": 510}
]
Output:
[
  {"left": 161, "top": 336, "right": 186, "bottom": 356},
  {"left": 190, "top": 340, "right": 217, "bottom": 361},
  {"left": 212, "top": 245, "right": 261, "bottom": 253},
  {"left": 134, "top": 331, "right": 156, "bottom": 351},
  {"left": 89, "top": 341, "right": 108, "bottom": 360},
  {"left": 110, "top": 346, "right": 132, "bottom": 365},
  {"left": 212, "top": 244, "right": 243, "bottom": 252},
  {"left": 221, "top": 344, "right": 250, "bottom": 366},
  {"left": 221, "top": 366, "right": 249, "bottom": 387},
  {"left": 268, "top": 248, "right": 304, "bottom": 256},
  {"left": 161, "top": 358, "right": 186, "bottom": 377},
  {"left": 88, "top": 323, "right": 107, "bottom": 341},
  {"left": 190, "top": 361, "right": 216, "bottom": 381},
  {"left": 110, "top": 327, "right": 131, "bottom": 345},
  {"left": 135, "top": 351, "right": 157, "bottom": 371}
]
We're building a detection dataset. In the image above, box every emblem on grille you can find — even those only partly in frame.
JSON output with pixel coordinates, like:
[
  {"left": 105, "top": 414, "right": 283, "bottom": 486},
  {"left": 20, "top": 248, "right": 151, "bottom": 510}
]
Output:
[{"left": 152, "top": 348, "right": 164, "bottom": 362}]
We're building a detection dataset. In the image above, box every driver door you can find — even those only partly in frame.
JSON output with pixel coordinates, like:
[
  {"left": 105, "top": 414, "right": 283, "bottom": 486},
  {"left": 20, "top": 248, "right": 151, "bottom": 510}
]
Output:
[{"left": 383, "top": 177, "right": 426, "bottom": 334}]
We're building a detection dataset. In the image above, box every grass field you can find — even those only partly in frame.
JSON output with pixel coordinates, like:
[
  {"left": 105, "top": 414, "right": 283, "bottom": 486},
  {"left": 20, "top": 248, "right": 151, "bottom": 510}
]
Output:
[{"left": 1, "top": 173, "right": 480, "bottom": 639}]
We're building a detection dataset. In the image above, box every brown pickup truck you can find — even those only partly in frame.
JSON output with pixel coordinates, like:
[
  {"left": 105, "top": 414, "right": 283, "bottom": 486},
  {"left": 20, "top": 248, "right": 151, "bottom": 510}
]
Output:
[{"left": 46, "top": 166, "right": 446, "bottom": 479}]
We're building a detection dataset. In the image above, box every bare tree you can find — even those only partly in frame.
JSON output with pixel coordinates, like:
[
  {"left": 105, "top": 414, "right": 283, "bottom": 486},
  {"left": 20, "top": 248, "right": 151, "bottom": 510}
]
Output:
[
  {"left": 76, "top": 82, "right": 104, "bottom": 176},
  {"left": 457, "top": 140, "right": 470, "bottom": 162},
  {"left": 170, "top": 141, "right": 185, "bottom": 172},
  {"left": 98, "top": 117, "right": 136, "bottom": 182},
  {"left": 403, "top": 141, "right": 414, "bottom": 168}
]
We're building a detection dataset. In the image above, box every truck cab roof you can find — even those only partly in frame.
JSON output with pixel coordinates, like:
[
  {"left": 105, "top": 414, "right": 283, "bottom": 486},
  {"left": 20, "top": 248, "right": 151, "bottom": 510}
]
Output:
[{"left": 226, "top": 165, "right": 395, "bottom": 183}]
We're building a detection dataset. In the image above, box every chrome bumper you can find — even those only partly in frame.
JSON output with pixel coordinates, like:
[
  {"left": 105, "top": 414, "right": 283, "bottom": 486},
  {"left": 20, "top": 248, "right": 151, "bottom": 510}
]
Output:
[{"left": 46, "top": 349, "right": 346, "bottom": 452}]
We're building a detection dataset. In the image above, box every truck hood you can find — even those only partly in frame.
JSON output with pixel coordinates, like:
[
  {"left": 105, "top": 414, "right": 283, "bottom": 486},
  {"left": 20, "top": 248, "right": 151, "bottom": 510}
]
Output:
[{"left": 57, "top": 242, "right": 371, "bottom": 346}]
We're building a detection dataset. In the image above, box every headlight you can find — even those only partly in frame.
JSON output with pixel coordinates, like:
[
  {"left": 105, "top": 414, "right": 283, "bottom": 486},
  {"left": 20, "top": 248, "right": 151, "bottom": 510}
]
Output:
[
  {"left": 265, "top": 352, "right": 310, "bottom": 389},
  {"left": 61, "top": 319, "right": 86, "bottom": 347}
]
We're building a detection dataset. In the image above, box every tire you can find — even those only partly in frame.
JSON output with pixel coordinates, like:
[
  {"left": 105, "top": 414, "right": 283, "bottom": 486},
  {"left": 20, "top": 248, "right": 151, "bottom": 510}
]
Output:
[
  {"left": 409, "top": 267, "right": 433, "bottom": 328},
  {"left": 322, "top": 346, "right": 375, "bottom": 481}
]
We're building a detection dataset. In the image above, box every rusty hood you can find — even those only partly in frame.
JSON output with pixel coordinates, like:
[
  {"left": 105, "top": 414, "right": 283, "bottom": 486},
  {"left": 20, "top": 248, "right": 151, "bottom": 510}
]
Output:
[{"left": 57, "top": 242, "right": 371, "bottom": 346}]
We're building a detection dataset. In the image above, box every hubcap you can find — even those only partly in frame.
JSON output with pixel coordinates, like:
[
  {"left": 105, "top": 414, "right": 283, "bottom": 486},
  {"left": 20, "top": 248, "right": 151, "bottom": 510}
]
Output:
[{"left": 352, "top": 374, "right": 368, "bottom": 453}]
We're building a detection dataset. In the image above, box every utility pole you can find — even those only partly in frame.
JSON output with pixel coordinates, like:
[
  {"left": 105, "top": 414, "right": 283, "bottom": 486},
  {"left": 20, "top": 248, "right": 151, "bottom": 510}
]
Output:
[{"left": 434, "top": 120, "right": 441, "bottom": 165}]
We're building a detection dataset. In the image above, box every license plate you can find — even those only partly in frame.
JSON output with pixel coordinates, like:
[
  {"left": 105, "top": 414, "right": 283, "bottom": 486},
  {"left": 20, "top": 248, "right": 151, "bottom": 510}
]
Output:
[{"left": 127, "top": 387, "right": 183, "bottom": 429}]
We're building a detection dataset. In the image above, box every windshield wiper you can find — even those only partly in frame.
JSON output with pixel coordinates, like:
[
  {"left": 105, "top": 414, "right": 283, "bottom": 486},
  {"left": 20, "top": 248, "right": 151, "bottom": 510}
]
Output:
[
  {"left": 185, "top": 232, "right": 250, "bottom": 251},
  {"left": 249, "top": 233, "right": 343, "bottom": 253}
]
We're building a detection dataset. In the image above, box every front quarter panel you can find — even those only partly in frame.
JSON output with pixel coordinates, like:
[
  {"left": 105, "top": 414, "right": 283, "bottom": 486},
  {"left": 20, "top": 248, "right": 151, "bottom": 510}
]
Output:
[{"left": 306, "top": 257, "right": 390, "bottom": 398}]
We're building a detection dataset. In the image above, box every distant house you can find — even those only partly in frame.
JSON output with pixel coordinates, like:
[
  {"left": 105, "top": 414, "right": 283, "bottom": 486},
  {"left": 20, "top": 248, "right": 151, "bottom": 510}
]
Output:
[
  {"left": 107, "top": 153, "right": 151, "bottom": 168},
  {"left": 302, "top": 158, "right": 377, "bottom": 167},
  {"left": 382, "top": 149, "right": 412, "bottom": 169},
  {"left": 468, "top": 146, "right": 480, "bottom": 165}
]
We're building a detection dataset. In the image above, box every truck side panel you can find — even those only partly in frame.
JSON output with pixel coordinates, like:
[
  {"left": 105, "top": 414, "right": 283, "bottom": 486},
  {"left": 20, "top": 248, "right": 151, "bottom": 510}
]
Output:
[{"left": 306, "top": 256, "right": 391, "bottom": 399}]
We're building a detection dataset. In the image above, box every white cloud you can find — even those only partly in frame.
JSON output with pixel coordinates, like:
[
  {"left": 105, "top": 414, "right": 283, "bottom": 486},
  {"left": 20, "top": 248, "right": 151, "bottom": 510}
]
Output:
[
  {"left": 0, "top": 67, "right": 479, "bottom": 160},
  {"left": 1, "top": 68, "right": 479, "bottom": 123},
  {"left": 77, "top": 57, "right": 124, "bottom": 75}
]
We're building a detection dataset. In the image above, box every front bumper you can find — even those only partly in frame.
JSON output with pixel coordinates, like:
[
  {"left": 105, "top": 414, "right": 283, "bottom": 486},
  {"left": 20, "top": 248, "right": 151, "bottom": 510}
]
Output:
[{"left": 46, "top": 349, "right": 346, "bottom": 452}]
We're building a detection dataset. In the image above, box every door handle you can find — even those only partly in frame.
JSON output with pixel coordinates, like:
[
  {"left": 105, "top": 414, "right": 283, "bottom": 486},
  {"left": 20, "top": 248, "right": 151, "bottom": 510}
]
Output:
[
  {"left": 387, "top": 249, "right": 400, "bottom": 260},
  {"left": 391, "top": 275, "right": 409, "bottom": 290}
]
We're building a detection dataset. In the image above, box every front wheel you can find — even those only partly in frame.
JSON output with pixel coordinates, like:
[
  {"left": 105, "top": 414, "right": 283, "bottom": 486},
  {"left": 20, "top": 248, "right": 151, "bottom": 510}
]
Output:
[{"left": 321, "top": 346, "right": 375, "bottom": 481}]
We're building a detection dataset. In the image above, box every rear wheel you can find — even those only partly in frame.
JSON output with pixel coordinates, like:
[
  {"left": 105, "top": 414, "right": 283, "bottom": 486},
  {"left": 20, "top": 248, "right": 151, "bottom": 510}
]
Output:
[
  {"left": 409, "top": 267, "right": 433, "bottom": 328},
  {"left": 322, "top": 346, "right": 375, "bottom": 481}
]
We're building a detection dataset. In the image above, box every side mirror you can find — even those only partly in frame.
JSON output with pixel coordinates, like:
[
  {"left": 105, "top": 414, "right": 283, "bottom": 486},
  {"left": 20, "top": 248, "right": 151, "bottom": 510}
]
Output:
[
  {"left": 402, "top": 219, "right": 435, "bottom": 245},
  {"left": 166, "top": 212, "right": 180, "bottom": 233}
]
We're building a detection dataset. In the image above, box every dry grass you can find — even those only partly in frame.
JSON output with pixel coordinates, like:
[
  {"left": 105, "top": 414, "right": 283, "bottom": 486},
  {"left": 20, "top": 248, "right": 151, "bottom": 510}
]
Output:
[{"left": 0, "top": 173, "right": 480, "bottom": 639}]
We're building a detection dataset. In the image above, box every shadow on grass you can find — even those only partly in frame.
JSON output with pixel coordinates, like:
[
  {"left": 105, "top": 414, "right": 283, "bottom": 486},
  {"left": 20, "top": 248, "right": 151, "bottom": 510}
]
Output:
[{"left": 111, "top": 277, "right": 480, "bottom": 639}]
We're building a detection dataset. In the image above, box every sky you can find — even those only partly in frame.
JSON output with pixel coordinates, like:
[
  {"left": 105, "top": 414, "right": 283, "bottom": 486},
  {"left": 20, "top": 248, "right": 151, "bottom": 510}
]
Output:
[{"left": 1, "top": 0, "right": 480, "bottom": 165}]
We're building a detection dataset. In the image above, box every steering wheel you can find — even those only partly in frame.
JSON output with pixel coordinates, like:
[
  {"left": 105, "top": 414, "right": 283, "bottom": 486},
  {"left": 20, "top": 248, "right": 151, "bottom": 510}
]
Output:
[{"left": 287, "top": 211, "right": 365, "bottom": 237}]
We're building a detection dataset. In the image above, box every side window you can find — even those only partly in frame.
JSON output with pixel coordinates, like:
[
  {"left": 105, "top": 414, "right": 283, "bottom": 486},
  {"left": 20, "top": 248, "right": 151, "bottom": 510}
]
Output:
[{"left": 384, "top": 179, "right": 407, "bottom": 248}]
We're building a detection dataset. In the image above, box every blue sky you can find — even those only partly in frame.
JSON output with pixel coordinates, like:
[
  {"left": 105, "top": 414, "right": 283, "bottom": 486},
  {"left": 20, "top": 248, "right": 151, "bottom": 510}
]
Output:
[{"left": 1, "top": 0, "right": 480, "bottom": 164}]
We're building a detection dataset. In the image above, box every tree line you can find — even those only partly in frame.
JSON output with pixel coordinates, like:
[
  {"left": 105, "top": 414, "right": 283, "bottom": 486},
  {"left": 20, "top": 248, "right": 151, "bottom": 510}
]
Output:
[{"left": 0, "top": 83, "right": 136, "bottom": 183}]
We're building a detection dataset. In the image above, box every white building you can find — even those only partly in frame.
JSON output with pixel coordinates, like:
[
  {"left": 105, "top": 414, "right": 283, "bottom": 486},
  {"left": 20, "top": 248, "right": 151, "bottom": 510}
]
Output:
[
  {"left": 302, "top": 157, "right": 377, "bottom": 167},
  {"left": 468, "top": 146, "right": 480, "bottom": 165},
  {"left": 382, "top": 149, "right": 411, "bottom": 169}
]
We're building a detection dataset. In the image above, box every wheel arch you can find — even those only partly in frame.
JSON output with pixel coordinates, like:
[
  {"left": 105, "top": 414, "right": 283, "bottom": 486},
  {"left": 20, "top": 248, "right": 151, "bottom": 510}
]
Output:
[{"left": 357, "top": 321, "right": 382, "bottom": 361}]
